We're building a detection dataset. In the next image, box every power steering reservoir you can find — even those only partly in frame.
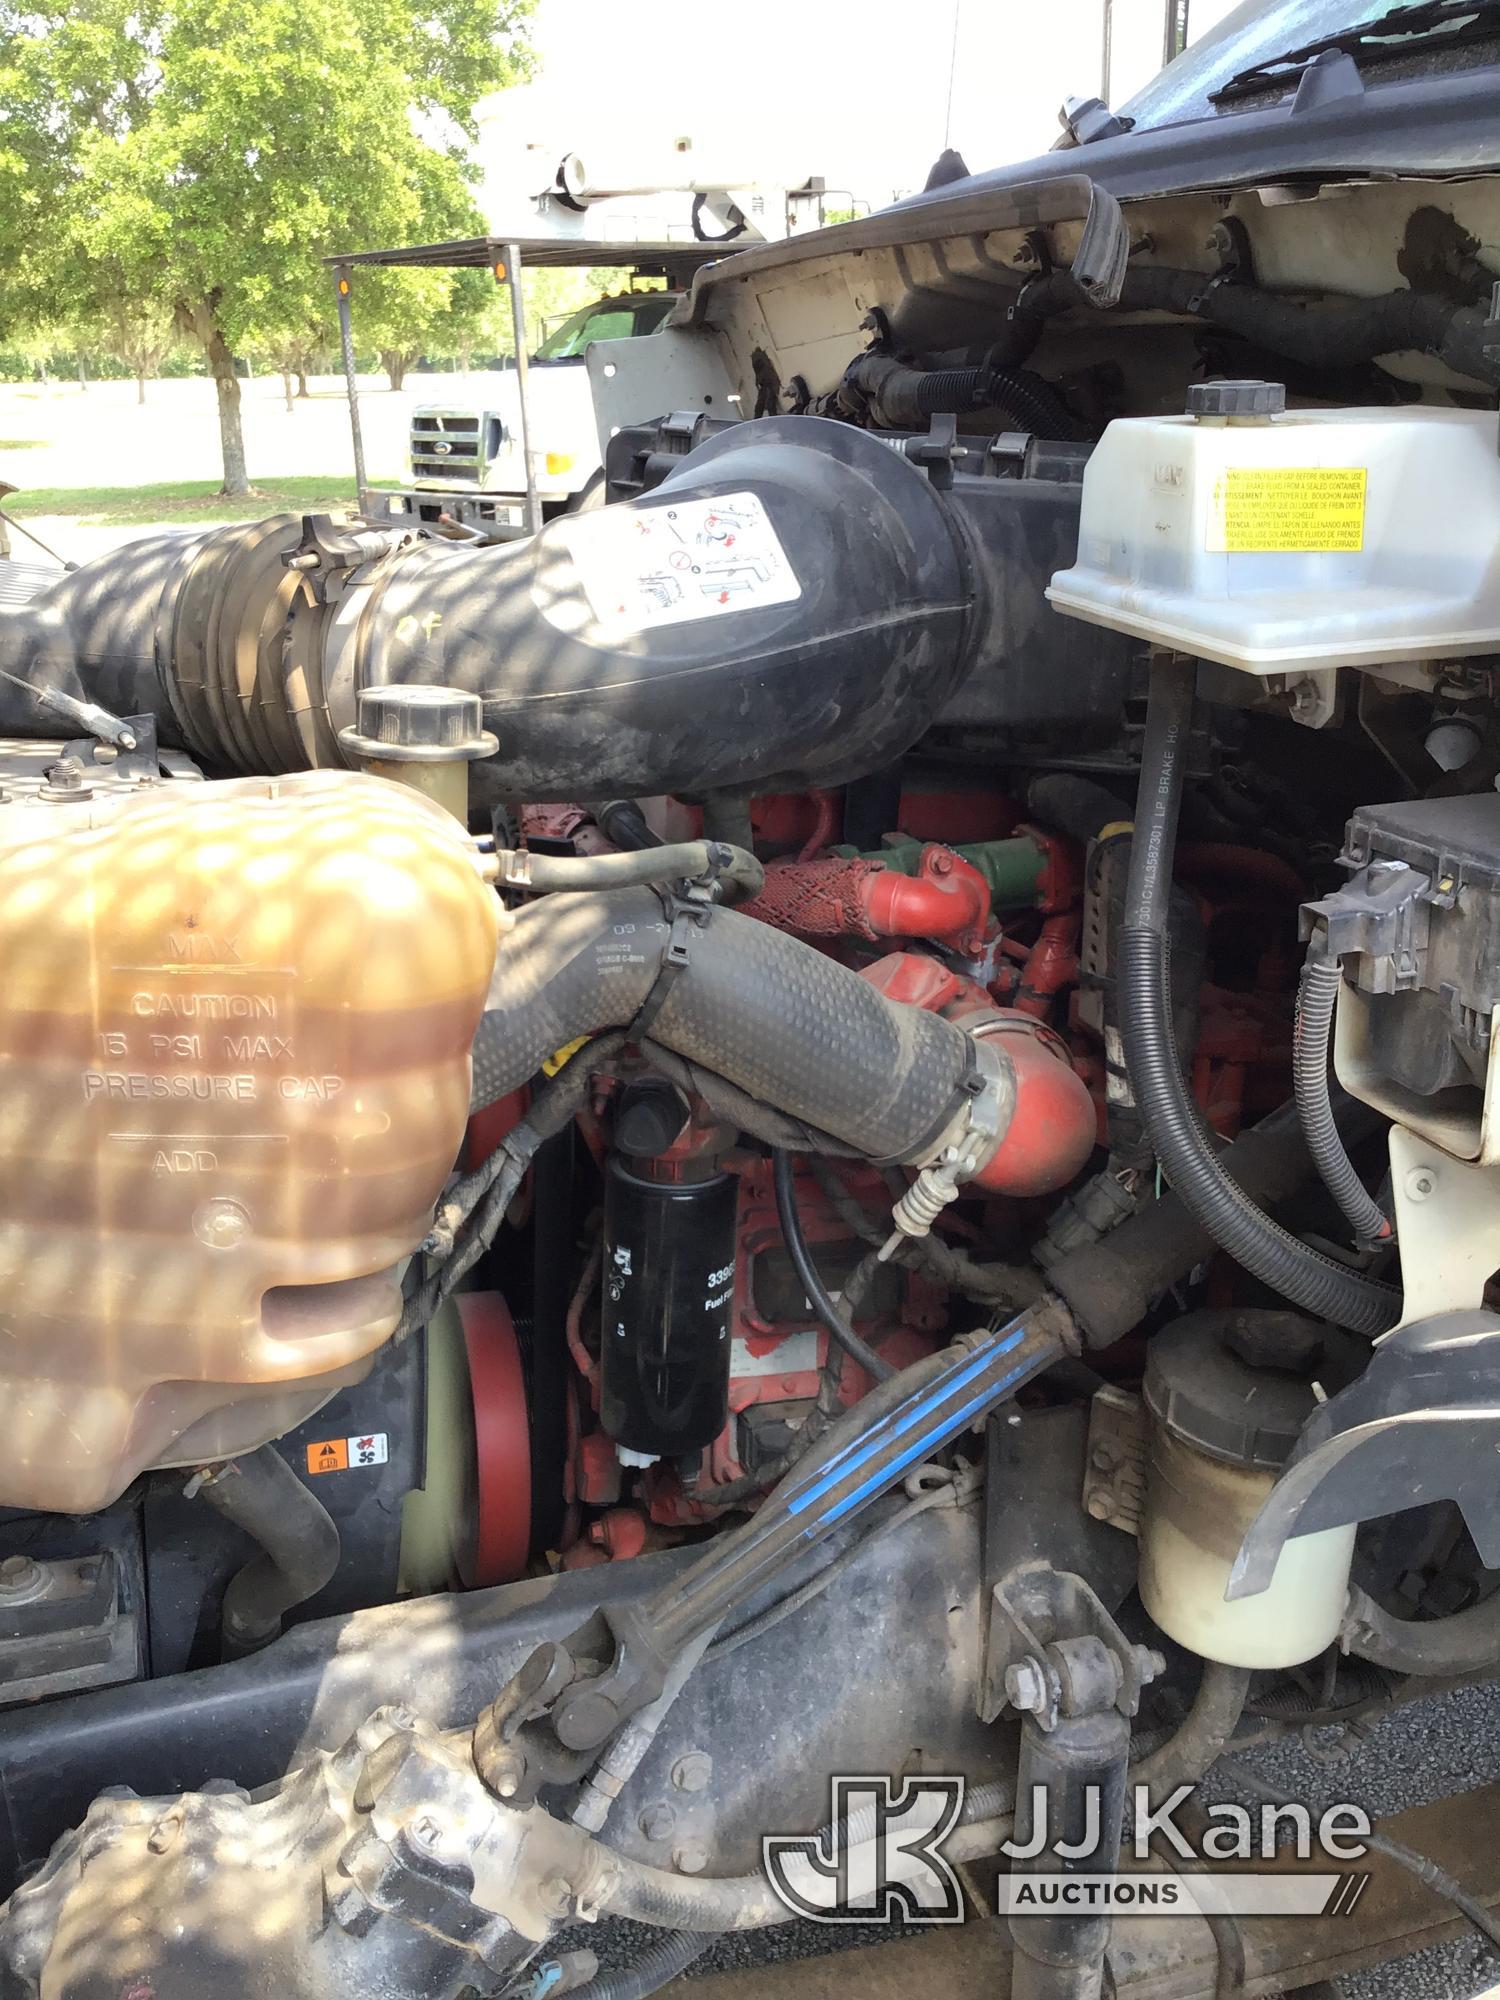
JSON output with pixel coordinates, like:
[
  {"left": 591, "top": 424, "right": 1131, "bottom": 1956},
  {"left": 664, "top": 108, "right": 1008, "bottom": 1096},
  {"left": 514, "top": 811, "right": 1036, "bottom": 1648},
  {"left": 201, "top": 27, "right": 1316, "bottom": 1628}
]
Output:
[
  {"left": 1138, "top": 1311, "right": 1361, "bottom": 1669},
  {"left": 0, "top": 770, "right": 497, "bottom": 1513}
]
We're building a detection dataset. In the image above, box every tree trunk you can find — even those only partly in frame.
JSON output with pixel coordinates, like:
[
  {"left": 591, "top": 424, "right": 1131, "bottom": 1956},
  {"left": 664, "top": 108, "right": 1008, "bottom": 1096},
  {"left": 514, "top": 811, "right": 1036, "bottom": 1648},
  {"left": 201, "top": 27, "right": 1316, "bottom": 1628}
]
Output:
[
  {"left": 296, "top": 370, "right": 309, "bottom": 399},
  {"left": 281, "top": 370, "right": 294, "bottom": 413},
  {"left": 77, "top": 354, "right": 87, "bottom": 390},
  {"left": 192, "top": 305, "right": 251, "bottom": 496},
  {"left": 381, "top": 349, "right": 407, "bottom": 392},
  {"left": 136, "top": 370, "right": 147, "bottom": 405}
]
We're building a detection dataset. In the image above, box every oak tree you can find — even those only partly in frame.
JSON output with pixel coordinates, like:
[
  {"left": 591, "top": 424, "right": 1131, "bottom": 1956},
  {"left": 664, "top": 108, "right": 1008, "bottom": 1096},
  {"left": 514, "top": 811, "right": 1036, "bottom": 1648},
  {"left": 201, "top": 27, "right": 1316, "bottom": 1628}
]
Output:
[{"left": 6, "top": 0, "right": 530, "bottom": 491}]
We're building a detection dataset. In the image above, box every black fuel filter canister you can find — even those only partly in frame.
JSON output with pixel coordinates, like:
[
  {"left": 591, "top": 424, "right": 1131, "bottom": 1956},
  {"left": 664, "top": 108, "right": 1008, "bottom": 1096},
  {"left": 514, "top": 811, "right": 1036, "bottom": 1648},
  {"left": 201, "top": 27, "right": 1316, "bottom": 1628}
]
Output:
[{"left": 600, "top": 1156, "right": 738, "bottom": 1461}]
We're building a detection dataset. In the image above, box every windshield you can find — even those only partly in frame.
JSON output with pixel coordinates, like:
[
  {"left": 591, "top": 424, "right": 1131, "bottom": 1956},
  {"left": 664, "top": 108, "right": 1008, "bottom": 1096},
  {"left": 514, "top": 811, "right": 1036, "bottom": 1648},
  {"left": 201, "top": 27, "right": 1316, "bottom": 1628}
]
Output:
[
  {"left": 1121, "top": 0, "right": 1424, "bottom": 127},
  {"left": 533, "top": 294, "right": 676, "bottom": 361}
]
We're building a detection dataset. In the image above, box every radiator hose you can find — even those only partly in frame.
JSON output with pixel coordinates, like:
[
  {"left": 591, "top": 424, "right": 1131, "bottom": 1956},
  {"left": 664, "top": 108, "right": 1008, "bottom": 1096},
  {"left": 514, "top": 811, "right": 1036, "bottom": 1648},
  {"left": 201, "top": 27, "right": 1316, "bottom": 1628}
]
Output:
[
  {"left": 198, "top": 1446, "right": 341, "bottom": 1659},
  {"left": 1118, "top": 656, "right": 1401, "bottom": 1336},
  {"left": 492, "top": 839, "right": 764, "bottom": 902},
  {"left": 471, "top": 886, "right": 1008, "bottom": 1172},
  {"left": 1343, "top": 1585, "right": 1500, "bottom": 1677},
  {"left": 1001, "top": 267, "right": 1500, "bottom": 388},
  {"left": 839, "top": 351, "right": 1085, "bottom": 437}
]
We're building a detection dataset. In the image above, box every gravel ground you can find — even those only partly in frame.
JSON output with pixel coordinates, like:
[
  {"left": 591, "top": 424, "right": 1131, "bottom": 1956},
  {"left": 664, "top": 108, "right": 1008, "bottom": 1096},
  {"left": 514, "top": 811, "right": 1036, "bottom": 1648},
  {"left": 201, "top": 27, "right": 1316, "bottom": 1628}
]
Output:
[
  {"left": 551, "top": 1682, "right": 1500, "bottom": 1997},
  {"left": 1213, "top": 1683, "right": 1500, "bottom": 2000}
]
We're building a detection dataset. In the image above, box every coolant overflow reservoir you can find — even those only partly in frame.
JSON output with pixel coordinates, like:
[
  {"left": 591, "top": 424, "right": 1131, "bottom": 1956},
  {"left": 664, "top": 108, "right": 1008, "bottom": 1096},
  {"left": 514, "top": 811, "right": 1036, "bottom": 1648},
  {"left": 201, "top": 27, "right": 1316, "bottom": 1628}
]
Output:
[
  {"left": 1047, "top": 397, "right": 1500, "bottom": 673},
  {"left": 0, "top": 771, "right": 498, "bottom": 1513}
]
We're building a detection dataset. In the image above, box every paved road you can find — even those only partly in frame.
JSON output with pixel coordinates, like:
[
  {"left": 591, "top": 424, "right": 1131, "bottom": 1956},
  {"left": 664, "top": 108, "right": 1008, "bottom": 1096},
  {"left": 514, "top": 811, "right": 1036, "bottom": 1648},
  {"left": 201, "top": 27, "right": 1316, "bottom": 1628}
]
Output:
[{"left": 0, "top": 368, "right": 489, "bottom": 561}]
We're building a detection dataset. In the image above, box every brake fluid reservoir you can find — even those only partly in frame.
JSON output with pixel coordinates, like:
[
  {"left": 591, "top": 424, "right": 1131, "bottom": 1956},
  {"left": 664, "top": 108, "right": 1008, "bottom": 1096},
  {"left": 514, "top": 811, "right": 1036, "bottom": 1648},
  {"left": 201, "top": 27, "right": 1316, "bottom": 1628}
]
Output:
[
  {"left": 0, "top": 771, "right": 498, "bottom": 1513},
  {"left": 1048, "top": 389, "right": 1500, "bottom": 673}
]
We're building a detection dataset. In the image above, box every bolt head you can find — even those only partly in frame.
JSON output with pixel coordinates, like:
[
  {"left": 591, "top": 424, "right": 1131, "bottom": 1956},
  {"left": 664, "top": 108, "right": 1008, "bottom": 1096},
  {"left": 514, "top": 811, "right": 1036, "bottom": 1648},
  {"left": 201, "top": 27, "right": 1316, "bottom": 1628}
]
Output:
[
  {"left": 672, "top": 1841, "right": 709, "bottom": 1875},
  {"left": 638, "top": 1803, "right": 677, "bottom": 1842},
  {"left": 1004, "top": 1658, "right": 1049, "bottom": 1715},
  {"left": 539, "top": 1875, "right": 574, "bottom": 1918},
  {"left": 671, "top": 1751, "right": 713, "bottom": 1794},
  {"left": 1405, "top": 1166, "right": 1438, "bottom": 1201},
  {"left": 0, "top": 1554, "right": 43, "bottom": 1597}
]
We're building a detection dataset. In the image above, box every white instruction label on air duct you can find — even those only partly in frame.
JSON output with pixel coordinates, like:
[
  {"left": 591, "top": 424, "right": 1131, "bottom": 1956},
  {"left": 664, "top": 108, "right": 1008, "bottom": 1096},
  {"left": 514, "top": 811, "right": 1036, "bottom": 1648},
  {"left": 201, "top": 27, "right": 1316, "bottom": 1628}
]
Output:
[{"left": 569, "top": 489, "right": 802, "bottom": 633}]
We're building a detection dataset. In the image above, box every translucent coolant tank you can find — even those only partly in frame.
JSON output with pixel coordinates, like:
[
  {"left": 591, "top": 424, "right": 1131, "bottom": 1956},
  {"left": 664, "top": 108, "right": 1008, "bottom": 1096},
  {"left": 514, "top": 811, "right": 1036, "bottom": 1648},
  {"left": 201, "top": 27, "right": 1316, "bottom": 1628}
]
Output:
[
  {"left": 1047, "top": 394, "right": 1500, "bottom": 672},
  {"left": 0, "top": 771, "right": 498, "bottom": 1513}
]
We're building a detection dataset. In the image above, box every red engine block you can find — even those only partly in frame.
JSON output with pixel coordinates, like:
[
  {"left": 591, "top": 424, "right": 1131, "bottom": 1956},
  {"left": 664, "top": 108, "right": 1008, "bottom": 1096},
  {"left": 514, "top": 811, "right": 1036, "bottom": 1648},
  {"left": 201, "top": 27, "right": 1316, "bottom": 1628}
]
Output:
[{"left": 641, "top": 1158, "right": 946, "bottom": 1526}]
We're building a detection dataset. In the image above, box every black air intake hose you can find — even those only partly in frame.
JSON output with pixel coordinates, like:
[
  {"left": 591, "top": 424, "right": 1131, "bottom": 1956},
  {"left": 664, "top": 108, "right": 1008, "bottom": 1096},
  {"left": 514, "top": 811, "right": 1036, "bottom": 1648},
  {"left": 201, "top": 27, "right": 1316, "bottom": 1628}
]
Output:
[
  {"left": 1118, "top": 657, "right": 1400, "bottom": 1336},
  {"left": 470, "top": 887, "right": 986, "bottom": 1164},
  {"left": 0, "top": 419, "right": 985, "bottom": 800}
]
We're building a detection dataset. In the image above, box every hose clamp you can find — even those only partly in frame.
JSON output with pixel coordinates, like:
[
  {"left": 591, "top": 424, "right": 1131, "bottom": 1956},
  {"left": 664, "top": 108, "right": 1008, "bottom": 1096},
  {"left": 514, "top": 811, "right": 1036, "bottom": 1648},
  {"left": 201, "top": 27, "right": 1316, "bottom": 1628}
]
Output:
[
  {"left": 885, "top": 1043, "right": 1012, "bottom": 1250},
  {"left": 626, "top": 884, "right": 713, "bottom": 1042},
  {"left": 919, "top": 1040, "right": 1010, "bottom": 1183}
]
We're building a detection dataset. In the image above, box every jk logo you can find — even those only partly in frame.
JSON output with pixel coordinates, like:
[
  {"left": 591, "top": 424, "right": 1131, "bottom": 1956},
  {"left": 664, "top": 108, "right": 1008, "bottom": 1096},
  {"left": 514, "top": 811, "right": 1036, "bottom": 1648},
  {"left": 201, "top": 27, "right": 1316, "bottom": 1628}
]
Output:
[{"left": 763, "top": 1775, "right": 965, "bottom": 1925}]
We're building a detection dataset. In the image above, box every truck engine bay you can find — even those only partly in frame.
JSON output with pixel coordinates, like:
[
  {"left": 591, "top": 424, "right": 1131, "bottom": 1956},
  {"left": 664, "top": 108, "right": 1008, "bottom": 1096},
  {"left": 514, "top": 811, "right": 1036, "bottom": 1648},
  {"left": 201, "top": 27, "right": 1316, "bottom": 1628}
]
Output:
[{"left": 6, "top": 61, "right": 1500, "bottom": 1994}]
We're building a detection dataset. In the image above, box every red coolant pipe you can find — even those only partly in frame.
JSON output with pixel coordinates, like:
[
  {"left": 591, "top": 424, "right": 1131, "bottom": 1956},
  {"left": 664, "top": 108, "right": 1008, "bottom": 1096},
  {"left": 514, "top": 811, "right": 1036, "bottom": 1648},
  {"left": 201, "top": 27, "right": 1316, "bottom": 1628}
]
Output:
[
  {"left": 740, "top": 845, "right": 992, "bottom": 952},
  {"left": 860, "top": 953, "right": 1097, "bottom": 1198}
]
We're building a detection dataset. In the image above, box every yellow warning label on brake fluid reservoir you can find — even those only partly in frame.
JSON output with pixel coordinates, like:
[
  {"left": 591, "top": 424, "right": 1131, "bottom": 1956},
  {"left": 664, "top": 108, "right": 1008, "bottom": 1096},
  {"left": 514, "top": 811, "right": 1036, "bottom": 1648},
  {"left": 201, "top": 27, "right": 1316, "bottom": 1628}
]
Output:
[{"left": 1207, "top": 466, "right": 1367, "bottom": 554}]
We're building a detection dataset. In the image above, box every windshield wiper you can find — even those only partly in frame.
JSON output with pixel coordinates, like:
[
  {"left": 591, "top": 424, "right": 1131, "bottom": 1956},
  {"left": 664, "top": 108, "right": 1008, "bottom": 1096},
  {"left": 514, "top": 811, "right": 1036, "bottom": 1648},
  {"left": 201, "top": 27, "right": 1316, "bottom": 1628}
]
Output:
[{"left": 1210, "top": 0, "right": 1500, "bottom": 103}]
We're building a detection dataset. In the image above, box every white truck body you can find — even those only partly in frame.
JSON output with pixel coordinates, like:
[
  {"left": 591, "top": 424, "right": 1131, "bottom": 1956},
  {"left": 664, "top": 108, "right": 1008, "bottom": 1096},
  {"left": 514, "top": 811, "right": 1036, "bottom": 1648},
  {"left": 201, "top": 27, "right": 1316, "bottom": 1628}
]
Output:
[
  {"left": 403, "top": 293, "right": 678, "bottom": 534},
  {"left": 378, "top": 111, "right": 827, "bottom": 539}
]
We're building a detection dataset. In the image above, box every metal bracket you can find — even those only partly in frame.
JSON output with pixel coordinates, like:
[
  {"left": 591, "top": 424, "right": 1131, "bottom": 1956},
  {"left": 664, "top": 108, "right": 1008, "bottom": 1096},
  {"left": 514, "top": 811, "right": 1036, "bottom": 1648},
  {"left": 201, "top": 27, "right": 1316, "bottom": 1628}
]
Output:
[
  {"left": 1229, "top": 1302, "right": 1500, "bottom": 1604},
  {"left": 982, "top": 1561, "right": 1161, "bottom": 1730},
  {"left": 59, "top": 713, "right": 161, "bottom": 785},
  {"left": 282, "top": 513, "right": 411, "bottom": 603},
  {"left": 905, "top": 412, "right": 961, "bottom": 492},
  {"left": 1083, "top": 1388, "right": 1149, "bottom": 1537}
]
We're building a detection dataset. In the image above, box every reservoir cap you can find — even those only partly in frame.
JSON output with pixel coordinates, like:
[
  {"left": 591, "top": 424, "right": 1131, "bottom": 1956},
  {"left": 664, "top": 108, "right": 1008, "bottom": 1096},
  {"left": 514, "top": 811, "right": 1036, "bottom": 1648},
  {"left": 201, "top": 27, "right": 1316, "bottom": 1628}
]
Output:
[
  {"left": 1186, "top": 378, "right": 1286, "bottom": 421},
  {"left": 342, "top": 684, "right": 497, "bottom": 765},
  {"left": 1144, "top": 1309, "right": 1357, "bottom": 1469}
]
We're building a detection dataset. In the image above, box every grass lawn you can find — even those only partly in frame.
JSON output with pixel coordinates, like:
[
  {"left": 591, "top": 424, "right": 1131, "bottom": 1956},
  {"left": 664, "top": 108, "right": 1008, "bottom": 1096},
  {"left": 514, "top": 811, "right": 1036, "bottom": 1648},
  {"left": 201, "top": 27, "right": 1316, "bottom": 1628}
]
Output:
[{"left": 3, "top": 474, "right": 380, "bottom": 525}]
